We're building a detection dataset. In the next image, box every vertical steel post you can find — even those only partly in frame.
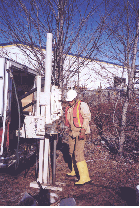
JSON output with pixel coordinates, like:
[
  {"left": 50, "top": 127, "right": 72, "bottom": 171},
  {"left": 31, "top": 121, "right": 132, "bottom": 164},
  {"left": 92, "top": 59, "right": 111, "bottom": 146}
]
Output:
[
  {"left": 52, "top": 135, "right": 57, "bottom": 185},
  {"left": 43, "top": 33, "right": 53, "bottom": 184},
  {"left": 45, "top": 33, "right": 53, "bottom": 124},
  {"left": 37, "top": 75, "right": 44, "bottom": 184},
  {"left": 38, "top": 139, "right": 44, "bottom": 184},
  {"left": 36, "top": 76, "right": 41, "bottom": 117},
  {"left": 0, "top": 60, "right": 9, "bottom": 155}
]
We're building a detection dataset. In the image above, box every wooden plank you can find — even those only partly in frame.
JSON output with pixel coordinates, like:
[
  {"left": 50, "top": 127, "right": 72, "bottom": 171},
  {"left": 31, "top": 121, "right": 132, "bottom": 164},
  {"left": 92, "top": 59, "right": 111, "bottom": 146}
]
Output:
[{"left": 22, "top": 92, "right": 33, "bottom": 112}]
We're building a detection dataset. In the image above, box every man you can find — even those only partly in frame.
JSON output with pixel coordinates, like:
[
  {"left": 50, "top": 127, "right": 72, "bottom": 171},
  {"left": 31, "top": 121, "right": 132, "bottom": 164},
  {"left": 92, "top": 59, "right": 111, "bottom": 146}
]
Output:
[{"left": 65, "top": 89, "right": 91, "bottom": 185}]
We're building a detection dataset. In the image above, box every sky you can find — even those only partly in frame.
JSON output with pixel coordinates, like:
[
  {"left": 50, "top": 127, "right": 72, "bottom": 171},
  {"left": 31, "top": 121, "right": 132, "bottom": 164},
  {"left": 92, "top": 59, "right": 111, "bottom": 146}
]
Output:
[{"left": 0, "top": 0, "right": 139, "bottom": 66}]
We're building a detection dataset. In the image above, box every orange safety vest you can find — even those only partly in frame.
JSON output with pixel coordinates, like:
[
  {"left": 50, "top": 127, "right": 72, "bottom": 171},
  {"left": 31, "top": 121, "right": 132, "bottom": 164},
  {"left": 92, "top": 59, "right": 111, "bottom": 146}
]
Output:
[{"left": 65, "top": 101, "right": 83, "bottom": 128}]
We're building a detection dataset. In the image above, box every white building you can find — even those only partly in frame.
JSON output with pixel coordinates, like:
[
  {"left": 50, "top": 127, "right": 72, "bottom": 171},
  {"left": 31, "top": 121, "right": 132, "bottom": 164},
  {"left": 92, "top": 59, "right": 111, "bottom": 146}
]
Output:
[
  {"left": 63, "top": 54, "right": 128, "bottom": 90},
  {"left": 0, "top": 43, "right": 136, "bottom": 90}
]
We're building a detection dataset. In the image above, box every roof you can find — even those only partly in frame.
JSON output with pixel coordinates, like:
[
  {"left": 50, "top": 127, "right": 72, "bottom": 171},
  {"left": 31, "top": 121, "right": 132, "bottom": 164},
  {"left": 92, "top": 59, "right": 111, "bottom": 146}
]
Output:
[{"left": 0, "top": 42, "right": 124, "bottom": 68}]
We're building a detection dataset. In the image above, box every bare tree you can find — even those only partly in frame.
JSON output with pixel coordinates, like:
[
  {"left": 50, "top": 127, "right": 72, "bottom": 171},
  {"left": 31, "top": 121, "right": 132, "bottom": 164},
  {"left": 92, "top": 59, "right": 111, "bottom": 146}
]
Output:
[
  {"left": 0, "top": 0, "right": 114, "bottom": 87},
  {"left": 103, "top": 0, "right": 139, "bottom": 155},
  {"left": 0, "top": 0, "right": 138, "bottom": 157}
]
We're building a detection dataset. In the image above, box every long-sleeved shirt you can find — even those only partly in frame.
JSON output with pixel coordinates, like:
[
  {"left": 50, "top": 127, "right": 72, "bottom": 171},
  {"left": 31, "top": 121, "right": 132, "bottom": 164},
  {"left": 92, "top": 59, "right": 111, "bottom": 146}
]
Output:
[{"left": 65, "top": 101, "right": 91, "bottom": 137}]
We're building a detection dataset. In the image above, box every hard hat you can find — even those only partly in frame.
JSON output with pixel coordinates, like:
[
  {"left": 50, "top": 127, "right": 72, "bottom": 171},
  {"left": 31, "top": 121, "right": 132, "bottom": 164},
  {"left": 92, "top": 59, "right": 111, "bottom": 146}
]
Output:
[{"left": 66, "top": 89, "right": 77, "bottom": 101}]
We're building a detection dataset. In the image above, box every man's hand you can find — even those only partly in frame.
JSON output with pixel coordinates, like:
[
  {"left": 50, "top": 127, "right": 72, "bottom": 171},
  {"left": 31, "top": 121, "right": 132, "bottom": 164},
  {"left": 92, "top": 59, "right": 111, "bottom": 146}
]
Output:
[{"left": 79, "top": 128, "right": 86, "bottom": 140}]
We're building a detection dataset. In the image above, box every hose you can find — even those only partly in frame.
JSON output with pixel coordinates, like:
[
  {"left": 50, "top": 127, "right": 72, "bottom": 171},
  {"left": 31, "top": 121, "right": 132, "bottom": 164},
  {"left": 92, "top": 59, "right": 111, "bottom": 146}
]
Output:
[
  {"left": 12, "top": 78, "right": 20, "bottom": 167},
  {"left": 7, "top": 68, "right": 20, "bottom": 168}
]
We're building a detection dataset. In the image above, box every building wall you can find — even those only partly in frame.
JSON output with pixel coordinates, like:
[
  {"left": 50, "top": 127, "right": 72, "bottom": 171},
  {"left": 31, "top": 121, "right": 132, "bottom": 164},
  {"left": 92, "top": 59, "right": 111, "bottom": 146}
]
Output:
[
  {"left": 0, "top": 44, "right": 129, "bottom": 90},
  {"left": 63, "top": 55, "right": 128, "bottom": 90}
]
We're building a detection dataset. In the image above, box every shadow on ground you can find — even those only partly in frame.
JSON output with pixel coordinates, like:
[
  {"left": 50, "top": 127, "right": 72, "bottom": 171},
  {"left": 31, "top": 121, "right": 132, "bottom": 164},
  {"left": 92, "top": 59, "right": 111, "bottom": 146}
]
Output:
[
  {"left": 56, "top": 139, "right": 72, "bottom": 170},
  {"left": 116, "top": 187, "right": 139, "bottom": 206}
]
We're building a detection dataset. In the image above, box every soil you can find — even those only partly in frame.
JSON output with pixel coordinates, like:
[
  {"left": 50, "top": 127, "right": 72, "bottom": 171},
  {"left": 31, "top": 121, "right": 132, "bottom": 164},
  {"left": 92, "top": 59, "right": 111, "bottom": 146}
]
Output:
[{"left": 0, "top": 138, "right": 139, "bottom": 206}]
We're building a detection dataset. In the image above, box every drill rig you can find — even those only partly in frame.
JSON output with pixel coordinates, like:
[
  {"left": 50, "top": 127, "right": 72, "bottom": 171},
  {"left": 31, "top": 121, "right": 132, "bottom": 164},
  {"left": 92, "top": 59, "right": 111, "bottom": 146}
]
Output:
[{"left": 0, "top": 34, "right": 62, "bottom": 187}]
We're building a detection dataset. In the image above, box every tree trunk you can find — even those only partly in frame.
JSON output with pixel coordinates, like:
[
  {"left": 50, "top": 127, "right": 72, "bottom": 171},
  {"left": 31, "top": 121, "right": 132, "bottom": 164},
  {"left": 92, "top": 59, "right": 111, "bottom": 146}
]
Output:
[
  {"left": 129, "top": 11, "right": 139, "bottom": 99},
  {"left": 119, "top": 8, "right": 139, "bottom": 156},
  {"left": 119, "top": 98, "right": 129, "bottom": 156}
]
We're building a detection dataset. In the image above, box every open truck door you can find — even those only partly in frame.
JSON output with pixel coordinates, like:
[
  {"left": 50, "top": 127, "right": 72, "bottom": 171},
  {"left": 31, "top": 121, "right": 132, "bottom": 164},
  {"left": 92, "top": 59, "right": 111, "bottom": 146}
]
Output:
[{"left": 0, "top": 57, "right": 39, "bottom": 168}]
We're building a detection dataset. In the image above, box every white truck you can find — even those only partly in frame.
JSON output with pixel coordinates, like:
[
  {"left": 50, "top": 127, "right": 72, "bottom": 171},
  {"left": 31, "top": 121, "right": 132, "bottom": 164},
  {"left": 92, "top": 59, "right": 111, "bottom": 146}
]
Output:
[{"left": 0, "top": 57, "right": 40, "bottom": 168}]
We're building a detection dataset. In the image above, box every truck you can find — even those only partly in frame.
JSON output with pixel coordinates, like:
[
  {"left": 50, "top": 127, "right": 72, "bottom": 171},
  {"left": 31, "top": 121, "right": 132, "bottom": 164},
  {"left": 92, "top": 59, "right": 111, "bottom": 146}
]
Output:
[{"left": 0, "top": 57, "right": 41, "bottom": 169}]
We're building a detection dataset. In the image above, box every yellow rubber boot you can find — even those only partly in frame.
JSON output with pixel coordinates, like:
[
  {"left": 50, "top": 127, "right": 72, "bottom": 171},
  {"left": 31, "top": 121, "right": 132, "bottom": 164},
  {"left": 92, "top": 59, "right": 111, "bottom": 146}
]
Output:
[
  {"left": 66, "top": 161, "right": 76, "bottom": 177},
  {"left": 75, "top": 160, "right": 91, "bottom": 185}
]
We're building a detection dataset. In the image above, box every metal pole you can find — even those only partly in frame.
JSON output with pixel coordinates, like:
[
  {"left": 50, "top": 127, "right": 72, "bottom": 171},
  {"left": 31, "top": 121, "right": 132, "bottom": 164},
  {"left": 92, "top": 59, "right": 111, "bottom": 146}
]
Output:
[
  {"left": 52, "top": 135, "right": 57, "bottom": 185},
  {"left": 36, "top": 75, "right": 45, "bottom": 184},
  {"left": 0, "top": 60, "right": 9, "bottom": 155},
  {"left": 45, "top": 33, "right": 53, "bottom": 124},
  {"left": 43, "top": 138, "right": 49, "bottom": 184},
  {"left": 38, "top": 139, "right": 44, "bottom": 184},
  {"left": 37, "top": 76, "right": 41, "bottom": 116},
  {"left": 43, "top": 33, "right": 53, "bottom": 184}
]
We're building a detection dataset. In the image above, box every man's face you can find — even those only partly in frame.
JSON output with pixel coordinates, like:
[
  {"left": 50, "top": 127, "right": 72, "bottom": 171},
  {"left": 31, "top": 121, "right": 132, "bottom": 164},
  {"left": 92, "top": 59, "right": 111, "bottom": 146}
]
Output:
[{"left": 68, "top": 99, "right": 75, "bottom": 107}]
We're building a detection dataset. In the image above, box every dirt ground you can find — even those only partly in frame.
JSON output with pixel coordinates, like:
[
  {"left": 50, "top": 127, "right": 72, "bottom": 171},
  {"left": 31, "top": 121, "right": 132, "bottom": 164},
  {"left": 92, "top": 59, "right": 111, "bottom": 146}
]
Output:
[{"left": 0, "top": 138, "right": 139, "bottom": 206}]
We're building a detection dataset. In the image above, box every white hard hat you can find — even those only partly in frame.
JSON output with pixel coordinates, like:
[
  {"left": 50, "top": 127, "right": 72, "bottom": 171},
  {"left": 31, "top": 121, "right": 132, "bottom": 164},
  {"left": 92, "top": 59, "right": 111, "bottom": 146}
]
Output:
[{"left": 66, "top": 89, "right": 77, "bottom": 101}]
